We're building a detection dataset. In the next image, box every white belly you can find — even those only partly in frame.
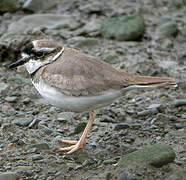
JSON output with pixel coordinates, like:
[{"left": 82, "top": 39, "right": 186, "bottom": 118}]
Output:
[{"left": 32, "top": 77, "right": 122, "bottom": 112}]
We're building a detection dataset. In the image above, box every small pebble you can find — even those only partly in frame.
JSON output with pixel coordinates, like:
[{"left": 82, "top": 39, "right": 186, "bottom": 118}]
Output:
[
  {"left": 173, "top": 99, "right": 186, "bottom": 107},
  {"left": 137, "top": 108, "right": 158, "bottom": 116},
  {"left": 12, "top": 117, "right": 33, "bottom": 126},
  {"left": 31, "top": 155, "right": 44, "bottom": 161},
  {"left": 114, "top": 123, "right": 131, "bottom": 131},
  {"left": 5, "top": 96, "right": 18, "bottom": 103},
  {"left": 22, "top": 98, "right": 31, "bottom": 104},
  {"left": 100, "top": 115, "right": 116, "bottom": 123}
]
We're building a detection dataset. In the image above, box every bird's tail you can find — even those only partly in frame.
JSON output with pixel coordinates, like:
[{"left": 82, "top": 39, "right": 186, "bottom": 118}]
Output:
[{"left": 121, "top": 73, "right": 177, "bottom": 91}]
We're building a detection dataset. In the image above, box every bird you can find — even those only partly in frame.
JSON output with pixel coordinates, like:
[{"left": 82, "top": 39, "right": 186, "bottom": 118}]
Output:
[{"left": 9, "top": 39, "right": 177, "bottom": 154}]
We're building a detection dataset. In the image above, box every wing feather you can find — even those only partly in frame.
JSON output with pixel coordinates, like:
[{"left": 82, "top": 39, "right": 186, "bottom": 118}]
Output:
[{"left": 41, "top": 47, "right": 128, "bottom": 96}]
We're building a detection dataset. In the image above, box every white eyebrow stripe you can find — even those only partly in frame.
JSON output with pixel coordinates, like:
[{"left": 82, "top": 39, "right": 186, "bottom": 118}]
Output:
[
  {"left": 38, "top": 48, "right": 55, "bottom": 51},
  {"left": 32, "top": 40, "right": 55, "bottom": 52}
]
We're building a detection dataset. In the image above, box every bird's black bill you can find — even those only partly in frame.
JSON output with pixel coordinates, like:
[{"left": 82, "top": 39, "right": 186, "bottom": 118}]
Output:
[{"left": 8, "top": 59, "right": 26, "bottom": 69}]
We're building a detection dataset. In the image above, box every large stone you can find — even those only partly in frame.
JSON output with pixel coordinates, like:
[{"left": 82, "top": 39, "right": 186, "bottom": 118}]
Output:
[
  {"left": 8, "top": 14, "right": 80, "bottom": 33},
  {"left": 101, "top": 15, "right": 145, "bottom": 41},
  {"left": 0, "top": 0, "right": 20, "bottom": 13},
  {"left": 23, "top": 0, "right": 57, "bottom": 12},
  {"left": 119, "top": 144, "right": 176, "bottom": 168}
]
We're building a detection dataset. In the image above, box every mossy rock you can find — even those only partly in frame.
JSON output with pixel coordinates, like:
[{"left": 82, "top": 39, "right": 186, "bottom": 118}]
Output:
[
  {"left": 0, "top": 0, "right": 20, "bottom": 12},
  {"left": 101, "top": 15, "right": 145, "bottom": 41},
  {"left": 119, "top": 144, "right": 176, "bottom": 168}
]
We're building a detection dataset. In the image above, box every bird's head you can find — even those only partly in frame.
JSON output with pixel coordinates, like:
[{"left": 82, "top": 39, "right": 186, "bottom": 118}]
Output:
[{"left": 9, "top": 39, "right": 64, "bottom": 74}]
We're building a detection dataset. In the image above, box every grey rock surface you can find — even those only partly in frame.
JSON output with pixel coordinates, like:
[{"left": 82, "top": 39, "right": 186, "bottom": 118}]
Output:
[
  {"left": 0, "top": 0, "right": 20, "bottom": 12},
  {"left": 0, "top": 172, "right": 19, "bottom": 180},
  {"left": 8, "top": 14, "right": 80, "bottom": 33},
  {"left": 101, "top": 15, "right": 145, "bottom": 40},
  {"left": 23, "top": 0, "right": 57, "bottom": 12},
  {"left": 119, "top": 144, "right": 176, "bottom": 167}
]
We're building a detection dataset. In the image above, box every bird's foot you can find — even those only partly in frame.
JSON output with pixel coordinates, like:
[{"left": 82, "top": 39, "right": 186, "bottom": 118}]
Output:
[{"left": 59, "top": 139, "right": 84, "bottom": 154}]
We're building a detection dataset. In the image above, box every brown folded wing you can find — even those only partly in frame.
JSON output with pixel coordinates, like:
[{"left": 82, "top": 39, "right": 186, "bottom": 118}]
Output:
[{"left": 41, "top": 47, "right": 129, "bottom": 96}]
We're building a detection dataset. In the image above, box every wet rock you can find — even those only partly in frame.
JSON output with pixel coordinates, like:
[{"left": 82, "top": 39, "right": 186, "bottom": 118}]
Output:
[
  {"left": 12, "top": 117, "right": 33, "bottom": 126},
  {"left": 114, "top": 123, "right": 131, "bottom": 131},
  {"left": 172, "top": 99, "right": 186, "bottom": 107},
  {"left": 23, "top": 0, "right": 57, "bottom": 12},
  {"left": 101, "top": 15, "right": 145, "bottom": 41},
  {"left": 0, "top": 0, "right": 20, "bottom": 13},
  {"left": 158, "top": 21, "right": 178, "bottom": 38},
  {"left": 119, "top": 144, "right": 175, "bottom": 168},
  {"left": 5, "top": 96, "right": 18, "bottom": 103},
  {"left": 0, "top": 172, "right": 19, "bottom": 180}
]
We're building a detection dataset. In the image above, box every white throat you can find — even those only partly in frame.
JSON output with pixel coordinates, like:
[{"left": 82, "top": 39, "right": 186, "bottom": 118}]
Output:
[{"left": 24, "top": 47, "right": 64, "bottom": 75}]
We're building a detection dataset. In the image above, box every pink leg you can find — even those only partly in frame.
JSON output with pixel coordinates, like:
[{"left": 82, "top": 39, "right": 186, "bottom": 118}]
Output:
[{"left": 59, "top": 110, "right": 96, "bottom": 154}]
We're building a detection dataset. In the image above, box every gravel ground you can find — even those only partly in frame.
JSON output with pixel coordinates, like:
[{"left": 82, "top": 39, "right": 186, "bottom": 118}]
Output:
[{"left": 0, "top": 0, "right": 185, "bottom": 179}]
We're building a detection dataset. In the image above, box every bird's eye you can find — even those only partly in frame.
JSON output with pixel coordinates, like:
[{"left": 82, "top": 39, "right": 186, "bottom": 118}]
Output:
[{"left": 36, "top": 51, "right": 44, "bottom": 58}]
